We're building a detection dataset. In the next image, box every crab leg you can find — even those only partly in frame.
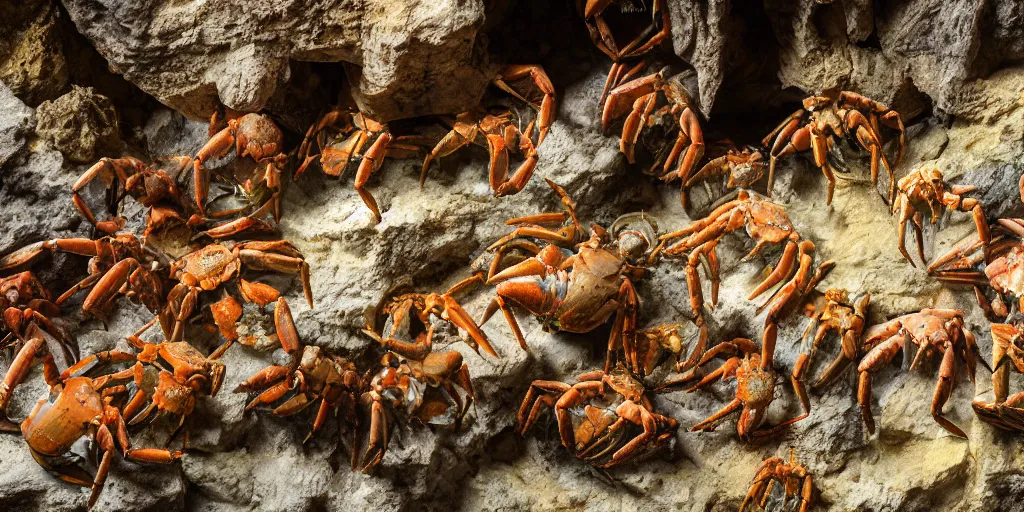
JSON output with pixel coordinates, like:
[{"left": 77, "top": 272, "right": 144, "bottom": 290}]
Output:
[
  {"left": 494, "top": 64, "right": 556, "bottom": 145},
  {"left": 0, "top": 330, "right": 58, "bottom": 416},
  {"left": 620, "top": 92, "right": 658, "bottom": 163},
  {"left": 421, "top": 126, "right": 477, "bottom": 189},
  {"left": 664, "top": 108, "right": 705, "bottom": 207},
  {"left": 517, "top": 379, "right": 571, "bottom": 435},
  {"left": 844, "top": 109, "right": 895, "bottom": 203},
  {"left": 857, "top": 330, "right": 906, "bottom": 435},
  {"left": 361, "top": 399, "right": 390, "bottom": 472},
  {"left": 931, "top": 343, "right": 967, "bottom": 438},
  {"left": 747, "top": 240, "right": 798, "bottom": 300},
  {"left": 482, "top": 295, "right": 528, "bottom": 350},
  {"left": 763, "top": 111, "right": 809, "bottom": 197}
]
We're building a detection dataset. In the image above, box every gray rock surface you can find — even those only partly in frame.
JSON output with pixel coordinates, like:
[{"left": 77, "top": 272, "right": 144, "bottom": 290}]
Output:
[{"left": 59, "top": 0, "right": 495, "bottom": 122}]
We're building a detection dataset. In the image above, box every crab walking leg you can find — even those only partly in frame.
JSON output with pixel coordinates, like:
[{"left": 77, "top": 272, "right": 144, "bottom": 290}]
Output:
[
  {"left": 895, "top": 193, "right": 917, "bottom": 266},
  {"left": 361, "top": 399, "right": 389, "bottom": 472},
  {"left": 493, "top": 64, "right": 556, "bottom": 145},
  {"left": 0, "top": 331, "right": 59, "bottom": 414},
  {"left": 605, "top": 279, "right": 639, "bottom": 373},
  {"left": 942, "top": 190, "right": 992, "bottom": 258},
  {"left": 421, "top": 126, "right": 476, "bottom": 188},
  {"left": 931, "top": 343, "right": 968, "bottom": 438},
  {"left": 807, "top": 124, "right": 840, "bottom": 205},
  {"left": 857, "top": 330, "right": 907, "bottom": 434},
  {"left": 753, "top": 353, "right": 811, "bottom": 438},
  {"left": 846, "top": 110, "right": 896, "bottom": 203},
  {"left": 236, "top": 250, "right": 313, "bottom": 308},
  {"left": 691, "top": 397, "right": 744, "bottom": 432},
  {"left": 667, "top": 108, "right": 705, "bottom": 208},
  {"left": 765, "top": 117, "right": 811, "bottom": 198},
  {"left": 620, "top": 92, "right": 658, "bottom": 163},
  {"left": 482, "top": 295, "right": 528, "bottom": 350},
  {"left": 748, "top": 240, "right": 798, "bottom": 300},
  {"left": 492, "top": 136, "right": 539, "bottom": 197},
  {"left": 516, "top": 380, "right": 572, "bottom": 434}
]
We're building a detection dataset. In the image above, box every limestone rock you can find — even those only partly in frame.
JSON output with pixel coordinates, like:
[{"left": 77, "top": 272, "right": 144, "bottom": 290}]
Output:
[
  {"left": 59, "top": 0, "right": 495, "bottom": 122},
  {"left": 35, "top": 86, "right": 120, "bottom": 164},
  {"left": 0, "top": 0, "right": 69, "bottom": 106}
]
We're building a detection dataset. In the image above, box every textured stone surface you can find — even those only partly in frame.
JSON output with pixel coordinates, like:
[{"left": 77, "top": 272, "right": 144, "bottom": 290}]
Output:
[
  {"left": 0, "top": 0, "right": 69, "bottom": 106},
  {"left": 35, "top": 86, "right": 121, "bottom": 164},
  {"left": 2, "top": 2, "right": 1024, "bottom": 510},
  {"left": 59, "top": 0, "right": 494, "bottom": 122}
]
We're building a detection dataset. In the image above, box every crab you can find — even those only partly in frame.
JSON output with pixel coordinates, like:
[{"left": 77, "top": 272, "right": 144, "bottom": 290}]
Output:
[
  {"left": 365, "top": 274, "right": 497, "bottom": 359},
  {"left": 601, "top": 67, "right": 705, "bottom": 207},
  {"left": 762, "top": 91, "right": 904, "bottom": 205},
  {"left": 658, "top": 191, "right": 834, "bottom": 340},
  {"left": 578, "top": 0, "right": 671, "bottom": 108},
  {"left": 632, "top": 322, "right": 708, "bottom": 381},
  {"left": 236, "top": 342, "right": 365, "bottom": 465},
  {"left": 420, "top": 65, "right": 556, "bottom": 203},
  {"left": 929, "top": 219, "right": 1024, "bottom": 321},
  {"left": 892, "top": 166, "right": 990, "bottom": 267},
  {"left": 856, "top": 308, "right": 986, "bottom": 438},
  {"left": 683, "top": 146, "right": 767, "bottom": 202},
  {"left": 360, "top": 350, "right": 475, "bottom": 472},
  {"left": 71, "top": 156, "right": 197, "bottom": 236},
  {"left": 972, "top": 321, "right": 1024, "bottom": 431},
  {"left": 741, "top": 449, "right": 815, "bottom": 512},
  {"left": 480, "top": 180, "right": 670, "bottom": 373},
  {"left": 193, "top": 112, "right": 287, "bottom": 221},
  {"left": 0, "top": 234, "right": 166, "bottom": 321},
  {"left": 685, "top": 337, "right": 811, "bottom": 442},
  {"left": 0, "top": 270, "right": 74, "bottom": 361},
  {"left": 0, "top": 325, "right": 182, "bottom": 509},
  {"left": 163, "top": 240, "right": 311, "bottom": 343},
  {"left": 517, "top": 363, "right": 678, "bottom": 469},
  {"left": 801, "top": 289, "right": 870, "bottom": 391},
  {"left": 293, "top": 107, "right": 429, "bottom": 223}
]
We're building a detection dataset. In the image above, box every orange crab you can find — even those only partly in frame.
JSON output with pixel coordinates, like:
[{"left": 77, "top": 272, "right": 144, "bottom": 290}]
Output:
[
  {"left": 365, "top": 275, "right": 497, "bottom": 359},
  {"left": 741, "top": 449, "right": 815, "bottom": 512},
  {"left": 194, "top": 112, "right": 287, "bottom": 221},
  {"left": 0, "top": 270, "right": 74, "bottom": 360},
  {"left": 578, "top": 0, "right": 671, "bottom": 108},
  {"left": 892, "top": 166, "right": 990, "bottom": 267},
  {"left": 801, "top": 289, "right": 870, "bottom": 391},
  {"left": 420, "top": 65, "right": 556, "bottom": 201},
  {"left": 0, "top": 234, "right": 166, "bottom": 321},
  {"left": 359, "top": 350, "right": 475, "bottom": 472},
  {"left": 972, "top": 321, "right": 1024, "bottom": 432},
  {"left": 517, "top": 363, "right": 678, "bottom": 469},
  {"left": 684, "top": 337, "right": 811, "bottom": 442},
  {"left": 857, "top": 308, "right": 986, "bottom": 438},
  {"left": 763, "top": 91, "right": 904, "bottom": 204},
  {"left": 480, "top": 180, "right": 673, "bottom": 373},
  {"left": 658, "top": 191, "right": 834, "bottom": 339},
  {"left": 601, "top": 67, "right": 705, "bottom": 207},
  {"left": 929, "top": 218, "right": 1023, "bottom": 321},
  {"left": 293, "top": 106, "right": 429, "bottom": 223},
  {"left": 684, "top": 146, "right": 768, "bottom": 201},
  {"left": 164, "top": 240, "right": 311, "bottom": 343},
  {"left": 71, "top": 156, "right": 198, "bottom": 236},
  {"left": 236, "top": 341, "right": 365, "bottom": 463},
  {"left": 0, "top": 325, "right": 182, "bottom": 509}
]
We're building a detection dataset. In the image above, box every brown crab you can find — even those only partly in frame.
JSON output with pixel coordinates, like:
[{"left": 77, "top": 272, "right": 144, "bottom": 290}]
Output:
[
  {"left": 685, "top": 336, "right": 811, "bottom": 442},
  {"left": 420, "top": 65, "right": 556, "bottom": 201},
  {"left": 856, "top": 308, "right": 986, "bottom": 438},
  {"left": 365, "top": 274, "right": 497, "bottom": 359},
  {"left": 892, "top": 166, "right": 990, "bottom": 267},
  {"left": 480, "top": 180, "right": 675, "bottom": 374},
  {"left": 578, "top": 0, "right": 671, "bottom": 108},
  {"left": 602, "top": 67, "right": 705, "bottom": 207},
  {"left": 741, "top": 449, "right": 815, "bottom": 512},
  {"left": 929, "top": 219, "right": 1024, "bottom": 321},
  {"left": 236, "top": 340, "right": 365, "bottom": 465},
  {"left": 0, "top": 325, "right": 182, "bottom": 509},
  {"left": 194, "top": 112, "right": 287, "bottom": 221},
  {"left": 972, "top": 321, "right": 1024, "bottom": 432},
  {"left": 164, "top": 240, "right": 311, "bottom": 343},
  {"left": 72, "top": 156, "right": 197, "bottom": 236},
  {"left": 684, "top": 146, "right": 767, "bottom": 200},
  {"left": 293, "top": 106, "right": 429, "bottom": 223},
  {"left": 517, "top": 363, "right": 678, "bottom": 469},
  {"left": 801, "top": 289, "right": 870, "bottom": 391},
  {"left": 763, "top": 91, "right": 904, "bottom": 205},
  {"left": 658, "top": 191, "right": 834, "bottom": 339},
  {"left": 360, "top": 350, "right": 475, "bottom": 472},
  {"left": 0, "top": 234, "right": 166, "bottom": 321},
  {"left": 0, "top": 270, "right": 74, "bottom": 361}
]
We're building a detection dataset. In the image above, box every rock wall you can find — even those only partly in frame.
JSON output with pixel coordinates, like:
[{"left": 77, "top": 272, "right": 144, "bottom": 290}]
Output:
[{"left": 1, "top": 1, "right": 1023, "bottom": 511}]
